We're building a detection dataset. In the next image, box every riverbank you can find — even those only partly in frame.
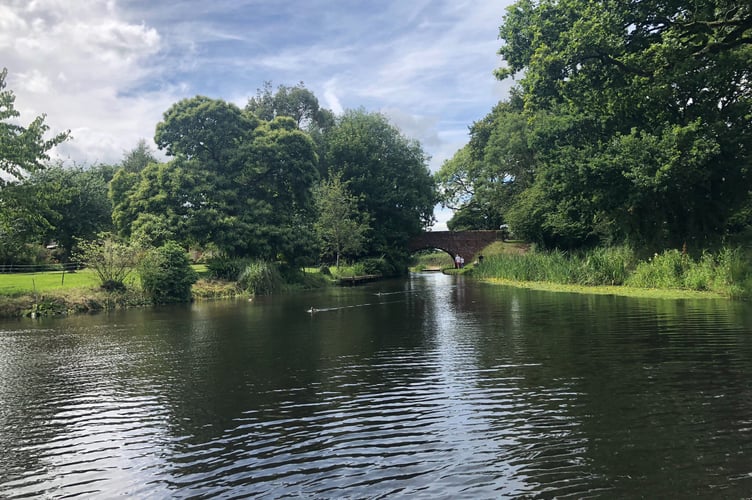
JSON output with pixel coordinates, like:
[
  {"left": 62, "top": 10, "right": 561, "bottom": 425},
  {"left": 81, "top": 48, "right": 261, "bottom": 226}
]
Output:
[{"left": 480, "top": 277, "right": 726, "bottom": 300}]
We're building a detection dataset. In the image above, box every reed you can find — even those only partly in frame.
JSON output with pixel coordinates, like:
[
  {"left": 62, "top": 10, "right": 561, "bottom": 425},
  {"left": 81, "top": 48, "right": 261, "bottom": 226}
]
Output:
[
  {"left": 477, "top": 245, "right": 752, "bottom": 298},
  {"left": 237, "top": 260, "right": 282, "bottom": 295}
]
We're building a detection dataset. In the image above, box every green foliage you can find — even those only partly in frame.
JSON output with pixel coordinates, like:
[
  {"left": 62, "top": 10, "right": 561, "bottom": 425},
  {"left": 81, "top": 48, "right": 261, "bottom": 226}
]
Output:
[
  {"left": 206, "top": 257, "right": 254, "bottom": 281},
  {"left": 477, "top": 244, "right": 751, "bottom": 297},
  {"left": 138, "top": 241, "right": 198, "bottom": 304},
  {"left": 0, "top": 67, "right": 70, "bottom": 264},
  {"left": 74, "top": 233, "right": 140, "bottom": 291},
  {"left": 25, "top": 164, "right": 114, "bottom": 259},
  {"left": 627, "top": 250, "right": 687, "bottom": 290},
  {"left": 476, "top": 246, "right": 636, "bottom": 286},
  {"left": 155, "top": 95, "right": 256, "bottom": 165},
  {"left": 121, "top": 139, "right": 157, "bottom": 173},
  {"left": 437, "top": 95, "right": 531, "bottom": 231},
  {"left": 410, "top": 251, "right": 454, "bottom": 271},
  {"left": 358, "top": 257, "right": 393, "bottom": 276},
  {"left": 237, "top": 260, "right": 282, "bottom": 295},
  {"left": 475, "top": 1, "right": 752, "bottom": 248},
  {"left": 323, "top": 110, "right": 436, "bottom": 263},
  {"left": 313, "top": 172, "right": 369, "bottom": 267},
  {"left": 114, "top": 96, "right": 320, "bottom": 260},
  {"left": 246, "top": 81, "right": 332, "bottom": 131},
  {"left": 0, "top": 67, "right": 69, "bottom": 184},
  {"left": 626, "top": 247, "right": 752, "bottom": 297}
]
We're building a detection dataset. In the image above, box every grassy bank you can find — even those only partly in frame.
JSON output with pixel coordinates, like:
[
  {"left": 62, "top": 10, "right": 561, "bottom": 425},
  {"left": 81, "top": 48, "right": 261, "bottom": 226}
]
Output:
[{"left": 473, "top": 243, "right": 751, "bottom": 299}]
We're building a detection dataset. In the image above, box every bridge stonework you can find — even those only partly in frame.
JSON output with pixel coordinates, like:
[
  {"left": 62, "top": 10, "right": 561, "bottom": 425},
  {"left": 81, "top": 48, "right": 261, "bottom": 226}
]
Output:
[{"left": 408, "top": 230, "right": 501, "bottom": 260}]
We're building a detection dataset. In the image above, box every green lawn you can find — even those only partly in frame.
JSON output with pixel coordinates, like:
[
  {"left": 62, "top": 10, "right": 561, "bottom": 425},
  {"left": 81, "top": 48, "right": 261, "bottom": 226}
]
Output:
[
  {"left": 0, "top": 264, "right": 211, "bottom": 296},
  {"left": 0, "top": 269, "right": 102, "bottom": 295}
]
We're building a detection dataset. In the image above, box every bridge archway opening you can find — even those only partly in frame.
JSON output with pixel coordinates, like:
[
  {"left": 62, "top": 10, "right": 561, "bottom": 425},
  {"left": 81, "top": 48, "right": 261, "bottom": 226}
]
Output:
[{"left": 408, "top": 230, "right": 501, "bottom": 265}]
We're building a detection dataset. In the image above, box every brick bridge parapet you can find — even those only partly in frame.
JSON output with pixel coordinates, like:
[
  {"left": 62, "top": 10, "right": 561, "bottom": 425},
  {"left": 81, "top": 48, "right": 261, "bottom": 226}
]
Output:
[{"left": 408, "top": 230, "right": 501, "bottom": 261}]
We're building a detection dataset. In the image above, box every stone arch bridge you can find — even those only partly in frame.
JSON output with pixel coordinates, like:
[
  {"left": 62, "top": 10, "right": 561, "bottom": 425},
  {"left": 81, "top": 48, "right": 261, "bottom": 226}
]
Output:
[{"left": 408, "top": 230, "right": 502, "bottom": 261}]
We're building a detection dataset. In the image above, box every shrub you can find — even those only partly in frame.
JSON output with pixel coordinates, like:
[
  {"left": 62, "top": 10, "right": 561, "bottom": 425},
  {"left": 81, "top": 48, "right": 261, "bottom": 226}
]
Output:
[
  {"left": 74, "top": 233, "right": 141, "bottom": 291},
  {"left": 139, "top": 241, "right": 198, "bottom": 304}
]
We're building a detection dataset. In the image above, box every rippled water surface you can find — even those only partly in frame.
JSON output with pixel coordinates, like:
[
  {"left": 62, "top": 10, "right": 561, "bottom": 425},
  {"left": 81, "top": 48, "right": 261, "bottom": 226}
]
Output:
[{"left": 2, "top": 273, "right": 752, "bottom": 498}]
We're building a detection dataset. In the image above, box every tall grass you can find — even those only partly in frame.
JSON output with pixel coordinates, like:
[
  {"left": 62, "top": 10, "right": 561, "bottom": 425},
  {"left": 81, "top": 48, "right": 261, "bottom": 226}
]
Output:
[
  {"left": 476, "top": 245, "right": 752, "bottom": 298},
  {"left": 626, "top": 247, "right": 751, "bottom": 298},
  {"left": 475, "top": 246, "right": 635, "bottom": 286},
  {"left": 237, "top": 260, "right": 282, "bottom": 295}
]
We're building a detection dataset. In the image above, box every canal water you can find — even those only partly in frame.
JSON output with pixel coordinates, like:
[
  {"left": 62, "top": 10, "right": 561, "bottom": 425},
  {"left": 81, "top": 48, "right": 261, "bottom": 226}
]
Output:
[{"left": 1, "top": 273, "right": 751, "bottom": 498}]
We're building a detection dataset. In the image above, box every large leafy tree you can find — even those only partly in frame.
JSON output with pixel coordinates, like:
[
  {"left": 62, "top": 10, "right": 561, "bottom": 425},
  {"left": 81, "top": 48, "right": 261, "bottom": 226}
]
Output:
[
  {"left": 246, "top": 82, "right": 335, "bottom": 176},
  {"left": 0, "top": 67, "right": 69, "bottom": 184},
  {"left": 26, "top": 164, "right": 114, "bottom": 260},
  {"left": 323, "top": 110, "right": 436, "bottom": 265},
  {"left": 0, "top": 67, "right": 69, "bottom": 263},
  {"left": 246, "top": 81, "right": 335, "bottom": 131},
  {"left": 437, "top": 93, "right": 534, "bottom": 230},
  {"left": 113, "top": 96, "right": 319, "bottom": 260},
  {"left": 493, "top": 0, "right": 752, "bottom": 249}
]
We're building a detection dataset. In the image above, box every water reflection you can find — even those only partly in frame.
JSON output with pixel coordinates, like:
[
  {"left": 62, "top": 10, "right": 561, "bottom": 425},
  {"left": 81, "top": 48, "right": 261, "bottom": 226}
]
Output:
[{"left": 1, "top": 274, "right": 751, "bottom": 497}]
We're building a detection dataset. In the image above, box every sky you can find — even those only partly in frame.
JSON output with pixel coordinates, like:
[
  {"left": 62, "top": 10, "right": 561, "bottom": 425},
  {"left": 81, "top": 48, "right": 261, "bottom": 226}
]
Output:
[{"left": 2, "top": 0, "right": 516, "bottom": 228}]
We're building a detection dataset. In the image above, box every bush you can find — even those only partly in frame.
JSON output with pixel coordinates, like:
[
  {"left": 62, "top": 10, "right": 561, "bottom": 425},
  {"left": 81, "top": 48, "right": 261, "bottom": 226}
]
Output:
[
  {"left": 139, "top": 241, "right": 198, "bottom": 304},
  {"left": 237, "top": 260, "right": 282, "bottom": 295},
  {"left": 360, "top": 256, "right": 403, "bottom": 276},
  {"left": 74, "top": 233, "right": 140, "bottom": 291}
]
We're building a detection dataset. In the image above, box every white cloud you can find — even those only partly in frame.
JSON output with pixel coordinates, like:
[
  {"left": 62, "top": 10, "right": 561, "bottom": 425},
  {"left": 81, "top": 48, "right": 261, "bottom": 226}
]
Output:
[
  {"left": 2, "top": 0, "right": 173, "bottom": 164},
  {"left": 0, "top": 0, "right": 517, "bottom": 193}
]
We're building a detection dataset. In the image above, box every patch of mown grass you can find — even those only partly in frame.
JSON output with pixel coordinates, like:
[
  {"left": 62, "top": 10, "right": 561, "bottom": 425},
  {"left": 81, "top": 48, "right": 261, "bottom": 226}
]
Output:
[{"left": 0, "top": 269, "right": 101, "bottom": 296}]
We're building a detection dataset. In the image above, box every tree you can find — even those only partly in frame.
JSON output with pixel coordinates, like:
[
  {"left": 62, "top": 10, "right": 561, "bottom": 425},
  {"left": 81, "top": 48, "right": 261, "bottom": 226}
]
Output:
[
  {"left": 313, "top": 172, "right": 370, "bottom": 268},
  {"left": 436, "top": 95, "right": 534, "bottom": 231},
  {"left": 155, "top": 95, "right": 257, "bottom": 169},
  {"left": 121, "top": 139, "right": 158, "bottom": 173},
  {"left": 0, "top": 67, "right": 69, "bottom": 184},
  {"left": 246, "top": 82, "right": 335, "bottom": 177},
  {"left": 113, "top": 96, "right": 320, "bottom": 261},
  {"left": 492, "top": 0, "right": 752, "bottom": 249},
  {"left": 246, "top": 81, "right": 333, "bottom": 131},
  {"left": 323, "top": 110, "right": 436, "bottom": 267},
  {"left": 0, "top": 67, "right": 69, "bottom": 263},
  {"left": 26, "top": 164, "right": 114, "bottom": 260}
]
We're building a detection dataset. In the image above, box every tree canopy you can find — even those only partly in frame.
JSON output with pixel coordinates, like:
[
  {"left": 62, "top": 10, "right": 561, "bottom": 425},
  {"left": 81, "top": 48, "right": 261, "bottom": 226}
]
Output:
[
  {"left": 323, "top": 110, "right": 436, "bottom": 264},
  {"left": 114, "top": 96, "right": 320, "bottom": 261},
  {"left": 0, "top": 68, "right": 69, "bottom": 184},
  {"left": 0, "top": 68, "right": 70, "bottom": 264},
  {"left": 438, "top": 0, "right": 752, "bottom": 251}
]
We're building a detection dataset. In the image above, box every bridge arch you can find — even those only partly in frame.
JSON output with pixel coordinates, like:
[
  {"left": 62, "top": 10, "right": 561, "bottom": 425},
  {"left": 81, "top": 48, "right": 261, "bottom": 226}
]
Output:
[{"left": 408, "top": 231, "right": 501, "bottom": 262}]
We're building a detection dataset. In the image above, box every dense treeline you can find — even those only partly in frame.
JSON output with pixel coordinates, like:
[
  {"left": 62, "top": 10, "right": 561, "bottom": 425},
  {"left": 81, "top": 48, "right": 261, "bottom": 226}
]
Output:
[
  {"left": 438, "top": 0, "right": 752, "bottom": 253},
  {"left": 1, "top": 72, "right": 436, "bottom": 295}
]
